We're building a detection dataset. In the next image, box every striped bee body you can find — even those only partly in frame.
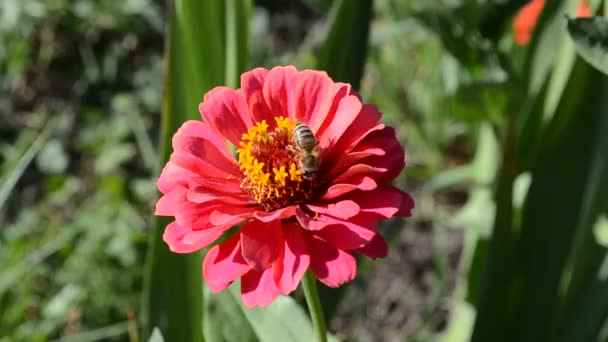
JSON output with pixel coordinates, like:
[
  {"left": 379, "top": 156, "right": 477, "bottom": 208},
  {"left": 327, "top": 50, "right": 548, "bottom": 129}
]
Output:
[
  {"left": 294, "top": 122, "right": 318, "bottom": 150},
  {"left": 292, "top": 122, "right": 320, "bottom": 180}
]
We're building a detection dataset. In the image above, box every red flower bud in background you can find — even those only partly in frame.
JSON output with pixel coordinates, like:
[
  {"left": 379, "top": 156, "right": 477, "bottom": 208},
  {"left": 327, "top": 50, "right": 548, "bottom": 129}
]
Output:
[
  {"left": 577, "top": 0, "right": 592, "bottom": 17},
  {"left": 513, "top": 0, "right": 592, "bottom": 46}
]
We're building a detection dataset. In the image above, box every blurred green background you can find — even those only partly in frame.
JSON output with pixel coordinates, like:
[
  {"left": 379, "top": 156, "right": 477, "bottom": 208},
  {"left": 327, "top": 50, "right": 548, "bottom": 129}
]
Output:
[{"left": 2, "top": 0, "right": 608, "bottom": 341}]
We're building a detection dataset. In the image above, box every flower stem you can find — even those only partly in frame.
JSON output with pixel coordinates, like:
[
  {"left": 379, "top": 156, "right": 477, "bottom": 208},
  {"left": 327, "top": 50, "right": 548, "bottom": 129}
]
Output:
[{"left": 302, "top": 271, "right": 327, "bottom": 342}]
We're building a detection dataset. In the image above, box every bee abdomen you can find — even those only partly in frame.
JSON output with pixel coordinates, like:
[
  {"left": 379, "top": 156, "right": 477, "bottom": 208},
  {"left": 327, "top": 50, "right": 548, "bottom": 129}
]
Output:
[{"left": 294, "top": 122, "right": 317, "bottom": 149}]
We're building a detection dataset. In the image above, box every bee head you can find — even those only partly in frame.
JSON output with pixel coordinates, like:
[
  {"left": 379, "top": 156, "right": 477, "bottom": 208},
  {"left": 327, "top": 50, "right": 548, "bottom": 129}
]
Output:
[{"left": 302, "top": 170, "right": 317, "bottom": 180}]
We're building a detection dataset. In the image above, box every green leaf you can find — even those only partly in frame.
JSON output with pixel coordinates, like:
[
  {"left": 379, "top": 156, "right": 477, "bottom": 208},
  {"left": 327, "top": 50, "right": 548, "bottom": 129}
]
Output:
[
  {"left": 449, "top": 81, "right": 508, "bottom": 124},
  {"left": 204, "top": 283, "right": 336, "bottom": 342},
  {"left": 424, "top": 165, "right": 474, "bottom": 194},
  {"left": 303, "top": 0, "right": 334, "bottom": 12},
  {"left": 470, "top": 114, "right": 522, "bottom": 341},
  {"left": 517, "top": 1, "right": 572, "bottom": 173},
  {"left": 543, "top": 20, "right": 577, "bottom": 124},
  {"left": 440, "top": 124, "right": 498, "bottom": 342},
  {"left": 36, "top": 139, "right": 69, "bottom": 174},
  {"left": 518, "top": 2, "right": 578, "bottom": 172},
  {"left": 203, "top": 284, "right": 257, "bottom": 342},
  {"left": 59, "top": 322, "right": 130, "bottom": 342},
  {"left": 317, "top": 0, "right": 372, "bottom": 90},
  {"left": 148, "top": 327, "right": 165, "bottom": 342},
  {"left": 142, "top": 0, "right": 251, "bottom": 340},
  {"left": 472, "top": 58, "right": 608, "bottom": 342},
  {"left": 556, "top": 227, "right": 608, "bottom": 342},
  {"left": 112, "top": 94, "right": 157, "bottom": 172},
  {"left": 593, "top": 215, "right": 608, "bottom": 247},
  {"left": 567, "top": 16, "right": 608, "bottom": 75},
  {"left": 225, "top": 0, "right": 251, "bottom": 89},
  {"left": 440, "top": 301, "right": 476, "bottom": 342},
  {"left": 0, "top": 115, "right": 60, "bottom": 214},
  {"left": 524, "top": 0, "right": 570, "bottom": 95},
  {"left": 549, "top": 74, "right": 608, "bottom": 342}
]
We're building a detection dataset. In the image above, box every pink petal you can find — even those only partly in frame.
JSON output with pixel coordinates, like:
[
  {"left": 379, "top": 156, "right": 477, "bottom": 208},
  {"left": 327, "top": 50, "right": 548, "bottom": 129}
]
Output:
[
  {"left": 253, "top": 205, "right": 297, "bottom": 222},
  {"left": 309, "top": 236, "right": 357, "bottom": 287},
  {"left": 321, "top": 176, "right": 377, "bottom": 200},
  {"left": 324, "top": 104, "right": 382, "bottom": 161},
  {"left": 294, "top": 70, "right": 334, "bottom": 128},
  {"left": 174, "top": 120, "right": 236, "bottom": 166},
  {"left": 199, "top": 86, "right": 253, "bottom": 146},
  {"left": 240, "top": 220, "right": 284, "bottom": 270},
  {"left": 331, "top": 164, "right": 389, "bottom": 185},
  {"left": 332, "top": 126, "right": 405, "bottom": 183},
  {"left": 163, "top": 221, "right": 228, "bottom": 253},
  {"left": 172, "top": 130, "right": 240, "bottom": 177},
  {"left": 340, "top": 125, "right": 387, "bottom": 159},
  {"left": 321, "top": 150, "right": 384, "bottom": 181},
  {"left": 241, "top": 67, "right": 275, "bottom": 127},
  {"left": 173, "top": 198, "right": 249, "bottom": 231},
  {"left": 182, "top": 229, "right": 226, "bottom": 245},
  {"left": 187, "top": 187, "right": 252, "bottom": 206},
  {"left": 173, "top": 198, "right": 216, "bottom": 230},
  {"left": 316, "top": 220, "right": 377, "bottom": 250},
  {"left": 183, "top": 174, "right": 243, "bottom": 195},
  {"left": 399, "top": 191, "right": 415, "bottom": 217},
  {"left": 295, "top": 206, "right": 330, "bottom": 231},
  {"left": 155, "top": 187, "right": 187, "bottom": 216},
  {"left": 275, "top": 222, "right": 310, "bottom": 295},
  {"left": 263, "top": 66, "right": 298, "bottom": 120},
  {"left": 241, "top": 266, "right": 281, "bottom": 308},
  {"left": 323, "top": 126, "right": 398, "bottom": 178},
  {"left": 187, "top": 183, "right": 246, "bottom": 198},
  {"left": 209, "top": 206, "right": 255, "bottom": 226},
  {"left": 351, "top": 126, "right": 396, "bottom": 155},
  {"left": 356, "top": 234, "right": 388, "bottom": 260},
  {"left": 170, "top": 152, "right": 236, "bottom": 181},
  {"left": 315, "top": 82, "right": 352, "bottom": 138},
  {"left": 203, "top": 232, "right": 251, "bottom": 292},
  {"left": 318, "top": 95, "right": 362, "bottom": 150},
  {"left": 348, "top": 187, "right": 414, "bottom": 218},
  {"left": 157, "top": 160, "right": 198, "bottom": 194},
  {"left": 306, "top": 200, "right": 360, "bottom": 220},
  {"left": 158, "top": 157, "right": 242, "bottom": 195},
  {"left": 314, "top": 211, "right": 380, "bottom": 243}
]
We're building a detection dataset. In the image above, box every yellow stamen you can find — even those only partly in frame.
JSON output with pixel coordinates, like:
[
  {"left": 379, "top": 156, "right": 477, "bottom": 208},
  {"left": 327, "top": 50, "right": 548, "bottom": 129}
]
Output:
[
  {"left": 273, "top": 166, "right": 288, "bottom": 186},
  {"left": 289, "top": 163, "right": 302, "bottom": 181},
  {"left": 236, "top": 116, "right": 312, "bottom": 209}
]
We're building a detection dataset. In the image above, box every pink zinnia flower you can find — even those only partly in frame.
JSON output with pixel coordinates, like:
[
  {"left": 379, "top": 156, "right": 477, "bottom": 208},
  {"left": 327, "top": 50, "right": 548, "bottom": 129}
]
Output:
[{"left": 155, "top": 66, "right": 414, "bottom": 308}]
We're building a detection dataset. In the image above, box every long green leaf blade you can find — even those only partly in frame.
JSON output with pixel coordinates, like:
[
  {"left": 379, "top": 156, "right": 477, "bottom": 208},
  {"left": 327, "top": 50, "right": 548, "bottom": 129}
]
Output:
[
  {"left": 225, "top": 0, "right": 251, "bottom": 89},
  {"left": 142, "top": 0, "right": 227, "bottom": 340},
  {"left": 551, "top": 79, "right": 608, "bottom": 342},
  {"left": 473, "top": 58, "right": 607, "bottom": 342},
  {"left": 0, "top": 116, "right": 59, "bottom": 213},
  {"left": 317, "top": 0, "right": 373, "bottom": 90},
  {"left": 513, "top": 61, "right": 606, "bottom": 341}
]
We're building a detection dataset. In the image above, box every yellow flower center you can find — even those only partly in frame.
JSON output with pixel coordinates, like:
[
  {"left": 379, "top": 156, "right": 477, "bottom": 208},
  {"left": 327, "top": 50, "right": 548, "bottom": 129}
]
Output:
[{"left": 237, "top": 116, "right": 316, "bottom": 210}]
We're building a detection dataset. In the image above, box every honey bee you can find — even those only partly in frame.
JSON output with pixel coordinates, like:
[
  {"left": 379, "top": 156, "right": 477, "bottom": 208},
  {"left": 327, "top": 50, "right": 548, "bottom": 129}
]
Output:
[{"left": 292, "top": 122, "right": 320, "bottom": 180}]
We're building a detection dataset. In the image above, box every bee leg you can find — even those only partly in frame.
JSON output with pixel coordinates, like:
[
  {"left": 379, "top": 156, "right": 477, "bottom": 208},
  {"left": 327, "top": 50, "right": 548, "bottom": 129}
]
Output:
[{"left": 286, "top": 145, "right": 298, "bottom": 154}]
